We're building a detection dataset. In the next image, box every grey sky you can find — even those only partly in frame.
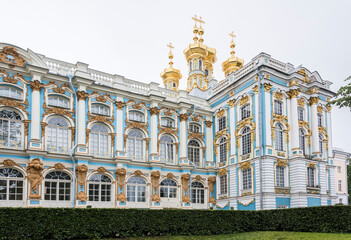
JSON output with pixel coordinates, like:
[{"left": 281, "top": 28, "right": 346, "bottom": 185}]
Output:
[{"left": 2, "top": 0, "right": 351, "bottom": 153}]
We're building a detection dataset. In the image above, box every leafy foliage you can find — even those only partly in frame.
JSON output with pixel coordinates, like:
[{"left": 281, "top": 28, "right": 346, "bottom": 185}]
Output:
[
  {"left": 329, "top": 75, "right": 351, "bottom": 109},
  {"left": 0, "top": 206, "right": 351, "bottom": 240}
]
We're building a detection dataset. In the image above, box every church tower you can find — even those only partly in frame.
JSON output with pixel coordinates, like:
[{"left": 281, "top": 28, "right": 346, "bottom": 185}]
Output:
[
  {"left": 222, "top": 32, "right": 244, "bottom": 77},
  {"left": 183, "top": 16, "right": 217, "bottom": 92},
  {"left": 161, "top": 43, "right": 182, "bottom": 91}
]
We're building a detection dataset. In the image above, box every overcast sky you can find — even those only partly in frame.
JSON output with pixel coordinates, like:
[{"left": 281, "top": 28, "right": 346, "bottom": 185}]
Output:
[{"left": 2, "top": 0, "right": 351, "bottom": 153}]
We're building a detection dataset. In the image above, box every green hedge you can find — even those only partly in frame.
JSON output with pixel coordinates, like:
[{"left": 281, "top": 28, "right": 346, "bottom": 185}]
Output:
[{"left": 0, "top": 206, "right": 351, "bottom": 239}]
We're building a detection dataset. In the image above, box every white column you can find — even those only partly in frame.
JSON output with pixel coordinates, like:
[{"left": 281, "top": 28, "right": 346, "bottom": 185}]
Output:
[
  {"left": 326, "top": 108, "right": 333, "bottom": 157},
  {"left": 205, "top": 120, "right": 213, "bottom": 163},
  {"left": 30, "top": 88, "right": 41, "bottom": 141},
  {"left": 150, "top": 106, "right": 159, "bottom": 160},
  {"left": 179, "top": 113, "right": 188, "bottom": 160},
  {"left": 310, "top": 97, "right": 320, "bottom": 154},
  {"left": 289, "top": 93, "right": 300, "bottom": 151},
  {"left": 115, "top": 99, "right": 125, "bottom": 153},
  {"left": 77, "top": 90, "right": 88, "bottom": 146},
  {"left": 264, "top": 87, "right": 272, "bottom": 147},
  {"left": 229, "top": 105, "right": 235, "bottom": 156}
]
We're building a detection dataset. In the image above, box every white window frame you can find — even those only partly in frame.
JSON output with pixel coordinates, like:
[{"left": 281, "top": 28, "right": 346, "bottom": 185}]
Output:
[
  {"left": 276, "top": 166, "right": 285, "bottom": 187},
  {"left": 0, "top": 168, "right": 24, "bottom": 201},
  {"left": 219, "top": 138, "right": 227, "bottom": 163},
  {"left": 160, "top": 179, "right": 177, "bottom": 199},
  {"left": 127, "top": 129, "right": 144, "bottom": 161},
  {"left": 218, "top": 116, "right": 226, "bottom": 132},
  {"left": 242, "top": 168, "right": 252, "bottom": 191},
  {"left": 338, "top": 180, "right": 342, "bottom": 192},
  {"left": 189, "top": 123, "right": 201, "bottom": 133},
  {"left": 48, "top": 95, "right": 70, "bottom": 109},
  {"left": 219, "top": 174, "right": 228, "bottom": 195},
  {"left": 191, "top": 181, "right": 205, "bottom": 204},
  {"left": 126, "top": 176, "right": 147, "bottom": 203},
  {"left": 88, "top": 174, "right": 112, "bottom": 202},
  {"left": 89, "top": 124, "right": 110, "bottom": 158},
  {"left": 159, "top": 135, "right": 175, "bottom": 164},
  {"left": 298, "top": 108, "right": 304, "bottom": 121},
  {"left": 275, "top": 124, "right": 284, "bottom": 151},
  {"left": 129, "top": 111, "right": 144, "bottom": 122},
  {"left": 318, "top": 114, "right": 323, "bottom": 127},
  {"left": 299, "top": 128, "right": 306, "bottom": 155},
  {"left": 91, "top": 104, "right": 109, "bottom": 116},
  {"left": 274, "top": 100, "right": 283, "bottom": 115},
  {"left": 46, "top": 116, "right": 70, "bottom": 154},
  {"left": 241, "top": 127, "right": 251, "bottom": 155},
  {"left": 44, "top": 171, "right": 71, "bottom": 201},
  {"left": 0, "top": 109, "right": 23, "bottom": 149},
  {"left": 241, "top": 104, "right": 251, "bottom": 120},
  {"left": 188, "top": 139, "right": 201, "bottom": 166},
  {"left": 307, "top": 167, "right": 316, "bottom": 187},
  {"left": 161, "top": 117, "right": 175, "bottom": 128},
  {"left": 0, "top": 85, "right": 23, "bottom": 100}
]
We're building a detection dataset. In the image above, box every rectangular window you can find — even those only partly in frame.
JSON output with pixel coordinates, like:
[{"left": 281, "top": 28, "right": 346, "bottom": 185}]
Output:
[
  {"left": 276, "top": 166, "right": 285, "bottom": 187},
  {"left": 241, "top": 104, "right": 251, "bottom": 120},
  {"left": 218, "top": 117, "right": 226, "bottom": 131},
  {"left": 219, "top": 175, "right": 227, "bottom": 194},
  {"left": 318, "top": 114, "right": 323, "bottom": 127},
  {"left": 307, "top": 167, "right": 315, "bottom": 187},
  {"left": 129, "top": 112, "right": 144, "bottom": 122},
  {"left": 298, "top": 108, "right": 304, "bottom": 121},
  {"left": 338, "top": 180, "right": 342, "bottom": 192},
  {"left": 91, "top": 105, "right": 109, "bottom": 116},
  {"left": 189, "top": 124, "right": 201, "bottom": 133},
  {"left": 242, "top": 168, "right": 252, "bottom": 190},
  {"left": 161, "top": 118, "right": 174, "bottom": 128},
  {"left": 274, "top": 100, "right": 283, "bottom": 115},
  {"left": 337, "top": 166, "right": 342, "bottom": 173}
]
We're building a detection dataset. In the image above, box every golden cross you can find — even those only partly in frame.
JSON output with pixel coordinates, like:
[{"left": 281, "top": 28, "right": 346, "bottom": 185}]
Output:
[
  {"left": 198, "top": 16, "right": 205, "bottom": 26},
  {"left": 229, "top": 31, "right": 236, "bottom": 41},
  {"left": 167, "top": 42, "right": 174, "bottom": 51},
  {"left": 192, "top": 15, "right": 199, "bottom": 26}
]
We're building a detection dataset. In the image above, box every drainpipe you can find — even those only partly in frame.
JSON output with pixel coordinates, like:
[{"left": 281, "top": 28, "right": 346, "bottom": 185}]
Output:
[
  {"left": 68, "top": 75, "right": 78, "bottom": 208},
  {"left": 187, "top": 105, "right": 197, "bottom": 206},
  {"left": 256, "top": 67, "right": 264, "bottom": 210}
]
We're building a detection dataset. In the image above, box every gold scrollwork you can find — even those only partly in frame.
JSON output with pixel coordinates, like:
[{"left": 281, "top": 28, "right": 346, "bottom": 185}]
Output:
[
  {"left": 228, "top": 99, "right": 235, "bottom": 108},
  {"left": 151, "top": 171, "right": 161, "bottom": 203},
  {"left": 181, "top": 173, "right": 190, "bottom": 204},
  {"left": 309, "top": 97, "right": 319, "bottom": 106},
  {"left": 297, "top": 98, "right": 306, "bottom": 107},
  {"left": 239, "top": 96, "right": 249, "bottom": 106},
  {"left": 217, "top": 168, "right": 227, "bottom": 176},
  {"left": 274, "top": 92, "right": 283, "bottom": 100},
  {"left": 26, "top": 158, "right": 44, "bottom": 199},
  {"left": 208, "top": 176, "right": 216, "bottom": 204},
  {"left": 264, "top": 83, "right": 272, "bottom": 92},
  {"left": 239, "top": 161, "right": 251, "bottom": 170},
  {"left": 276, "top": 159, "right": 287, "bottom": 167},
  {"left": 0, "top": 47, "right": 26, "bottom": 67}
]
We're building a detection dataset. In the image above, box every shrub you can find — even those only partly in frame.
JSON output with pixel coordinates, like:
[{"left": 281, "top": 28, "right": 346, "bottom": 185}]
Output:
[{"left": 0, "top": 206, "right": 350, "bottom": 240}]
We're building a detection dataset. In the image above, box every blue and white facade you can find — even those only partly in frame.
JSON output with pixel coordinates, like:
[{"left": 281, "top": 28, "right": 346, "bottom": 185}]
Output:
[{"left": 0, "top": 39, "right": 339, "bottom": 210}]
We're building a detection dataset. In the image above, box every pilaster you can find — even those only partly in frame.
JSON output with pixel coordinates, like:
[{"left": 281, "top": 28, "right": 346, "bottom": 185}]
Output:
[
  {"left": 179, "top": 110, "right": 189, "bottom": 165},
  {"left": 288, "top": 89, "right": 301, "bottom": 155},
  {"left": 309, "top": 96, "right": 319, "bottom": 155},
  {"left": 76, "top": 89, "right": 89, "bottom": 154},
  {"left": 150, "top": 105, "right": 160, "bottom": 162},
  {"left": 290, "top": 157, "right": 307, "bottom": 208},
  {"left": 115, "top": 99, "right": 126, "bottom": 157},
  {"left": 205, "top": 120, "right": 215, "bottom": 168}
]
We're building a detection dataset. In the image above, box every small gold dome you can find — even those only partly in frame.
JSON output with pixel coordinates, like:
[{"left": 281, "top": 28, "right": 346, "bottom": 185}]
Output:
[
  {"left": 161, "top": 43, "right": 182, "bottom": 91},
  {"left": 222, "top": 32, "right": 244, "bottom": 77}
]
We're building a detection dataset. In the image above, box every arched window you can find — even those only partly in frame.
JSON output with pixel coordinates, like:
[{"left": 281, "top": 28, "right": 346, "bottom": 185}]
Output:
[
  {"left": 205, "top": 69, "right": 209, "bottom": 77},
  {"left": 319, "top": 135, "right": 324, "bottom": 154},
  {"left": 242, "top": 127, "right": 251, "bottom": 155},
  {"left": 160, "top": 135, "right": 174, "bottom": 164},
  {"left": 48, "top": 96, "right": 69, "bottom": 108},
  {"left": 191, "top": 181, "right": 204, "bottom": 204},
  {"left": 199, "top": 59, "right": 202, "bottom": 70},
  {"left": 276, "top": 166, "right": 285, "bottom": 187},
  {"left": 127, "top": 130, "right": 144, "bottom": 160},
  {"left": 189, "top": 123, "right": 201, "bottom": 133},
  {"left": 218, "top": 116, "right": 226, "bottom": 131},
  {"left": 0, "top": 168, "right": 24, "bottom": 201},
  {"left": 90, "top": 124, "right": 109, "bottom": 157},
  {"left": 242, "top": 168, "right": 252, "bottom": 190},
  {"left": 91, "top": 104, "right": 109, "bottom": 116},
  {"left": 47, "top": 117, "right": 69, "bottom": 153},
  {"left": 44, "top": 171, "right": 71, "bottom": 201},
  {"left": 275, "top": 124, "right": 284, "bottom": 151},
  {"left": 219, "top": 138, "right": 227, "bottom": 163},
  {"left": 307, "top": 167, "right": 315, "bottom": 187},
  {"left": 129, "top": 111, "right": 144, "bottom": 122},
  {"left": 299, "top": 129, "right": 305, "bottom": 155},
  {"left": 127, "top": 177, "right": 146, "bottom": 202},
  {"left": 0, "top": 86, "right": 22, "bottom": 100},
  {"left": 160, "top": 179, "right": 177, "bottom": 199},
  {"left": 88, "top": 174, "right": 112, "bottom": 202},
  {"left": 161, "top": 117, "right": 174, "bottom": 128},
  {"left": 0, "top": 109, "right": 22, "bottom": 149},
  {"left": 241, "top": 104, "right": 251, "bottom": 120},
  {"left": 188, "top": 140, "right": 200, "bottom": 166}
]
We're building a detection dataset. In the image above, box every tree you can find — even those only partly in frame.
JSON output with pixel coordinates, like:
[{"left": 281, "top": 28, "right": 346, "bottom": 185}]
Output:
[{"left": 329, "top": 75, "right": 351, "bottom": 109}]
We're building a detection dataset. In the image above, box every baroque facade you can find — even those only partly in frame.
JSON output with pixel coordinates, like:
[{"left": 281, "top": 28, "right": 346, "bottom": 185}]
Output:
[{"left": 0, "top": 17, "right": 345, "bottom": 209}]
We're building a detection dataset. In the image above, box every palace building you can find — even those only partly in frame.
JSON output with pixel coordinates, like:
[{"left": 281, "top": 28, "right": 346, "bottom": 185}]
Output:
[{"left": 0, "top": 16, "right": 345, "bottom": 209}]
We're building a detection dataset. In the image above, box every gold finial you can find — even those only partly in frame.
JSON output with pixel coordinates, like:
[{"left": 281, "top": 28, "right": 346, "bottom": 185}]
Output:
[
  {"left": 229, "top": 31, "right": 236, "bottom": 56},
  {"left": 167, "top": 42, "right": 174, "bottom": 66},
  {"left": 198, "top": 16, "right": 205, "bottom": 43},
  {"left": 192, "top": 15, "right": 199, "bottom": 43}
]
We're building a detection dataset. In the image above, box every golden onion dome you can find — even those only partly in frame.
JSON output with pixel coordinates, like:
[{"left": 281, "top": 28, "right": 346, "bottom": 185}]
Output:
[
  {"left": 161, "top": 43, "right": 182, "bottom": 91},
  {"left": 222, "top": 32, "right": 244, "bottom": 77}
]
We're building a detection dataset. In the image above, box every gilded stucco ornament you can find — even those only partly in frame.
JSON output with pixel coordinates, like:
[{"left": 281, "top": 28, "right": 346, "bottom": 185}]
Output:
[
  {"left": 297, "top": 98, "right": 306, "bottom": 107},
  {"left": 77, "top": 91, "right": 89, "bottom": 101},
  {"left": 115, "top": 101, "right": 125, "bottom": 110},
  {"left": 264, "top": 83, "right": 273, "bottom": 92},
  {"left": 188, "top": 132, "right": 204, "bottom": 142},
  {"left": 166, "top": 173, "right": 175, "bottom": 179},
  {"left": 252, "top": 85, "right": 258, "bottom": 94},
  {"left": 274, "top": 92, "right": 283, "bottom": 101},
  {"left": 181, "top": 173, "right": 191, "bottom": 204},
  {"left": 26, "top": 158, "right": 44, "bottom": 199},
  {"left": 42, "top": 103, "right": 75, "bottom": 122},
  {"left": 205, "top": 121, "right": 212, "bottom": 127},
  {"left": 0, "top": 70, "right": 26, "bottom": 84},
  {"left": 317, "top": 106, "right": 324, "bottom": 114},
  {"left": 116, "top": 168, "right": 127, "bottom": 203},
  {"left": 0, "top": 98, "right": 29, "bottom": 115},
  {"left": 134, "top": 170, "right": 144, "bottom": 176},
  {"left": 208, "top": 176, "right": 216, "bottom": 204},
  {"left": 76, "top": 164, "right": 88, "bottom": 188},
  {"left": 149, "top": 107, "right": 160, "bottom": 116},
  {"left": 1, "top": 159, "right": 23, "bottom": 169},
  {"left": 30, "top": 80, "right": 44, "bottom": 92},
  {"left": 287, "top": 89, "right": 300, "bottom": 99},
  {"left": 179, "top": 113, "right": 189, "bottom": 122},
  {"left": 271, "top": 113, "right": 290, "bottom": 142},
  {"left": 217, "top": 168, "right": 227, "bottom": 176},
  {"left": 40, "top": 122, "right": 48, "bottom": 138},
  {"left": 276, "top": 159, "right": 288, "bottom": 167},
  {"left": 87, "top": 110, "right": 115, "bottom": 129},
  {"left": 77, "top": 191, "right": 88, "bottom": 203},
  {"left": 240, "top": 161, "right": 251, "bottom": 170},
  {"left": 309, "top": 97, "right": 319, "bottom": 106},
  {"left": 239, "top": 96, "right": 249, "bottom": 106},
  {"left": 151, "top": 171, "right": 161, "bottom": 203},
  {"left": 307, "top": 162, "right": 316, "bottom": 168},
  {"left": 0, "top": 47, "right": 26, "bottom": 67},
  {"left": 228, "top": 99, "right": 235, "bottom": 108},
  {"left": 22, "top": 119, "right": 31, "bottom": 137}
]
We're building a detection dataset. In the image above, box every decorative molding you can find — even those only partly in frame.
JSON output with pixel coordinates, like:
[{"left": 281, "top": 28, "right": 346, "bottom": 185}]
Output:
[
  {"left": 166, "top": 173, "right": 175, "bottom": 179},
  {"left": 115, "top": 101, "right": 125, "bottom": 110},
  {"left": 42, "top": 103, "right": 75, "bottom": 122},
  {"left": 0, "top": 70, "right": 27, "bottom": 84},
  {"left": 0, "top": 159, "right": 23, "bottom": 169},
  {"left": 179, "top": 113, "right": 189, "bottom": 122},
  {"left": 0, "top": 47, "right": 26, "bottom": 67},
  {"left": 276, "top": 159, "right": 288, "bottom": 167},
  {"left": 149, "top": 107, "right": 160, "bottom": 116},
  {"left": 87, "top": 110, "right": 114, "bottom": 129},
  {"left": 297, "top": 98, "right": 305, "bottom": 107},
  {"left": 205, "top": 121, "right": 212, "bottom": 128},
  {"left": 30, "top": 80, "right": 44, "bottom": 92},
  {"left": 317, "top": 106, "right": 324, "bottom": 114},
  {"left": 239, "top": 161, "right": 251, "bottom": 170},
  {"left": 77, "top": 91, "right": 89, "bottom": 101},
  {"left": 217, "top": 168, "right": 227, "bottom": 176},
  {"left": 181, "top": 173, "right": 190, "bottom": 204},
  {"left": 77, "top": 191, "right": 88, "bottom": 203},
  {"left": 0, "top": 98, "right": 29, "bottom": 115},
  {"left": 208, "top": 176, "right": 216, "bottom": 205},
  {"left": 239, "top": 96, "right": 249, "bottom": 106},
  {"left": 22, "top": 119, "right": 31, "bottom": 137},
  {"left": 252, "top": 85, "right": 258, "bottom": 94},
  {"left": 274, "top": 92, "right": 283, "bottom": 100},
  {"left": 26, "top": 158, "right": 44, "bottom": 199},
  {"left": 216, "top": 109, "right": 225, "bottom": 118},
  {"left": 228, "top": 99, "right": 235, "bottom": 108},
  {"left": 151, "top": 171, "right": 161, "bottom": 203},
  {"left": 116, "top": 168, "right": 127, "bottom": 203},
  {"left": 263, "top": 83, "right": 272, "bottom": 92},
  {"left": 287, "top": 89, "right": 300, "bottom": 99},
  {"left": 309, "top": 97, "right": 319, "bottom": 106},
  {"left": 307, "top": 162, "right": 316, "bottom": 168},
  {"left": 40, "top": 122, "right": 48, "bottom": 138},
  {"left": 76, "top": 164, "right": 88, "bottom": 188}
]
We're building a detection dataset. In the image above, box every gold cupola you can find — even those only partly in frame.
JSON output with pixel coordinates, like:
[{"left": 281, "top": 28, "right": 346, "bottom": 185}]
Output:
[
  {"left": 222, "top": 32, "right": 244, "bottom": 77},
  {"left": 183, "top": 15, "right": 217, "bottom": 92},
  {"left": 161, "top": 43, "right": 182, "bottom": 91}
]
